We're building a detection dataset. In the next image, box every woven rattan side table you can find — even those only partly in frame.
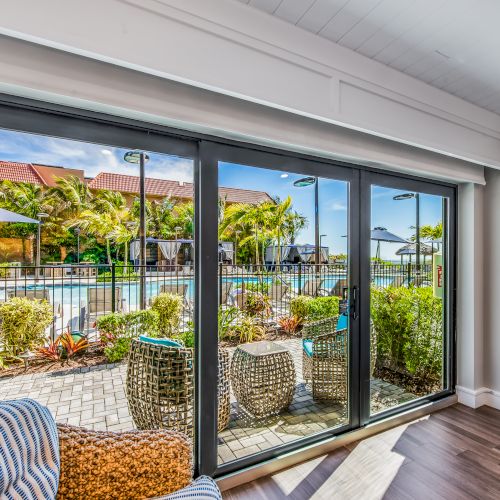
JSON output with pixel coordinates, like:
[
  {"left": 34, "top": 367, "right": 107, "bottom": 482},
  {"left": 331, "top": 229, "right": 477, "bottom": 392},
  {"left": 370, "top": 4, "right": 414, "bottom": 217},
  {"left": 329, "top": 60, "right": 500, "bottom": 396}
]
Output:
[{"left": 231, "top": 341, "right": 295, "bottom": 418}]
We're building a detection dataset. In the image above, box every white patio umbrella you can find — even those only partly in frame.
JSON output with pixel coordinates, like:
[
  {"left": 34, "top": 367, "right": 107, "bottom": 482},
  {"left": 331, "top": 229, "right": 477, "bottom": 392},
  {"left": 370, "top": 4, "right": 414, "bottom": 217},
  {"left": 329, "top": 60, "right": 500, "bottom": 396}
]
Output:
[{"left": 0, "top": 208, "right": 40, "bottom": 224}]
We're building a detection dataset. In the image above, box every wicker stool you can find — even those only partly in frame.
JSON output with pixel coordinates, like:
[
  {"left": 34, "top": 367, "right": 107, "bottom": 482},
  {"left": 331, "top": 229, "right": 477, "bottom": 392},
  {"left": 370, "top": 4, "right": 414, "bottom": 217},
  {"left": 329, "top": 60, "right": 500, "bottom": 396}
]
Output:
[
  {"left": 231, "top": 341, "right": 295, "bottom": 418},
  {"left": 126, "top": 340, "right": 231, "bottom": 436},
  {"left": 302, "top": 317, "right": 348, "bottom": 402}
]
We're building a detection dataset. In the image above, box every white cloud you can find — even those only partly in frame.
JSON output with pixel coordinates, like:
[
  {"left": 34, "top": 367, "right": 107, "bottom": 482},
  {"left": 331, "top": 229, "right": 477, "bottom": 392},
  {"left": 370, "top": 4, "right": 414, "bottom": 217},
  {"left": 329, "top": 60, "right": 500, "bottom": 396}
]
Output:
[
  {"left": 330, "top": 201, "right": 347, "bottom": 211},
  {"left": 0, "top": 129, "right": 194, "bottom": 182}
]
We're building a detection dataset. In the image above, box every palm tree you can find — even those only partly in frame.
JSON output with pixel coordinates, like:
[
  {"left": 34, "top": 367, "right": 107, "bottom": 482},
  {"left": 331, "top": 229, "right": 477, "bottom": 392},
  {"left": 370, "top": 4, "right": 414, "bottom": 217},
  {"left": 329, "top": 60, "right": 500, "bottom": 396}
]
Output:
[
  {"left": 418, "top": 222, "right": 443, "bottom": 240},
  {"left": 221, "top": 201, "right": 275, "bottom": 265},
  {"left": 0, "top": 180, "right": 55, "bottom": 262},
  {"left": 47, "top": 176, "right": 92, "bottom": 217},
  {"left": 69, "top": 189, "right": 131, "bottom": 265},
  {"left": 269, "top": 196, "right": 292, "bottom": 266},
  {"left": 282, "top": 210, "right": 308, "bottom": 244}
]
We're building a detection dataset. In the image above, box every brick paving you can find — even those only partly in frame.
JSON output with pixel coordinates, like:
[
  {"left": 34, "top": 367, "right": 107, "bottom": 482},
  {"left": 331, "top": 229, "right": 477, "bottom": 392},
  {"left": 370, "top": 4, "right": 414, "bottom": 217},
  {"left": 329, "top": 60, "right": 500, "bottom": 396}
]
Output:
[{"left": 0, "top": 339, "right": 416, "bottom": 465}]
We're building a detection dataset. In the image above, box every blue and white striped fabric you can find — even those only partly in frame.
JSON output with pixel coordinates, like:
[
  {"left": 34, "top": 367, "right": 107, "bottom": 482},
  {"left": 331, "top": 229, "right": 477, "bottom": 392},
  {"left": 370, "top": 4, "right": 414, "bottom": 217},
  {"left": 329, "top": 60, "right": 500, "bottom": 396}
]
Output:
[
  {"left": 0, "top": 398, "right": 60, "bottom": 500},
  {"left": 159, "top": 475, "right": 222, "bottom": 499}
]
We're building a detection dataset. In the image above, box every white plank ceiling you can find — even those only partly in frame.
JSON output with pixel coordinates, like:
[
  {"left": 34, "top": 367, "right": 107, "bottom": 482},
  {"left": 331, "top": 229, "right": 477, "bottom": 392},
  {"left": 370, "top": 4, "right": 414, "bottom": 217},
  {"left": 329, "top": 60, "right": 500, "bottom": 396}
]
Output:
[{"left": 236, "top": 0, "right": 500, "bottom": 115}]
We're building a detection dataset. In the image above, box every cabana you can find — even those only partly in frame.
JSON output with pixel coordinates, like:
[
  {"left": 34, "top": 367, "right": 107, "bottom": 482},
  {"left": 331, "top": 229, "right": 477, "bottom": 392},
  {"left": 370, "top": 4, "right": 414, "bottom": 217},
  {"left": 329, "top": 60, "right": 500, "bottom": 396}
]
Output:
[
  {"left": 130, "top": 238, "right": 234, "bottom": 269},
  {"left": 265, "top": 244, "right": 329, "bottom": 266}
]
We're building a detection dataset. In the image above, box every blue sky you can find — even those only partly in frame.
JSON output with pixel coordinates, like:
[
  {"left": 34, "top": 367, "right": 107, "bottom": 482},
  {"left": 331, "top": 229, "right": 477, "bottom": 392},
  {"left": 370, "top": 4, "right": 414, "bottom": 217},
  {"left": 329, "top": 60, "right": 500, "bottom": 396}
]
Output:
[{"left": 0, "top": 129, "right": 443, "bottom": 260}]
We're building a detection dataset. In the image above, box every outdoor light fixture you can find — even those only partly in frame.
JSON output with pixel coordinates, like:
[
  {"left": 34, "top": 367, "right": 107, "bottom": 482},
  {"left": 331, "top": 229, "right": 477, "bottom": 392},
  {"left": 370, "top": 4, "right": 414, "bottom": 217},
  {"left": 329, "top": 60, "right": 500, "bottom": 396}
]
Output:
[
  {"left": 293, "top": 176, "right": 316, "bottom": 188},
  {"left": 124, "top": 151, "right": 150, "bottom": 164},
  {"left": 35, "top": 212, "right": 49, "bottom": 280},
  {"left": 393, "top": 192, "right": 421, "bottom": 285},
  {"left": 293, "top": 176, "right": 320, "bottom": 267},
  {"left": 124, "top": 151, "right": 150, "bottom": 309}
]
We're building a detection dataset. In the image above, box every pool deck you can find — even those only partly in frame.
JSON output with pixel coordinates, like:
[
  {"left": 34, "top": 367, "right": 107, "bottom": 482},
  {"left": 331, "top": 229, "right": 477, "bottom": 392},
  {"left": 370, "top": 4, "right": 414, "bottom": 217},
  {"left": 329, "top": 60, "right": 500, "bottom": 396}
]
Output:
[{"left": 0, "top": 338, "right": 416, "bottom": 465}]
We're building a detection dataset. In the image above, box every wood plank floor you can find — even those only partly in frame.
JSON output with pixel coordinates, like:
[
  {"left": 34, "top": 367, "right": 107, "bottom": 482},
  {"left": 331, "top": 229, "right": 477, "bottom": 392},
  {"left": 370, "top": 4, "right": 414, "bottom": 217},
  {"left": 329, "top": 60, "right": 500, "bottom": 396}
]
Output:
[{"left": 222, "top": 404, "right": 500, "bottom": 500}]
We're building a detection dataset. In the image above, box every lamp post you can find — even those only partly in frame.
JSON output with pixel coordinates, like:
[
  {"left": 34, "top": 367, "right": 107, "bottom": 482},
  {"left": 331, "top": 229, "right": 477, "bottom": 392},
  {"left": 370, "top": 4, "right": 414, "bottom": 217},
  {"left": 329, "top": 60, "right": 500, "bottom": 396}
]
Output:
[
  {"left": 393, "top": 192, "right": 420, "bottom": 285},
  {"left": 35, "top": 212, "right": 49, "bottom": 280},
  {"left": 234, "top": 230, "right": 241, "bottom": 266},
  {"left": 293, "top": 176, "right": 319, "bottom": 267},
  {"left": 74, "top": 227, "right": 81, "bottom": 264},
  {"left": 124, "top": 151, "right": 150, "bottom": 309}
]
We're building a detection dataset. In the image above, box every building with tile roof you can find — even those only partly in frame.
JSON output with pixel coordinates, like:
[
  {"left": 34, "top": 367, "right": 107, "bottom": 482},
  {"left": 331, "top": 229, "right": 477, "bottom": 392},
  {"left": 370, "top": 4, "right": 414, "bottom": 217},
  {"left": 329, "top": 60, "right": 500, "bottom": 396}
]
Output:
[{"left": 0, "top": 161, "right": 272, "bottom": 205}]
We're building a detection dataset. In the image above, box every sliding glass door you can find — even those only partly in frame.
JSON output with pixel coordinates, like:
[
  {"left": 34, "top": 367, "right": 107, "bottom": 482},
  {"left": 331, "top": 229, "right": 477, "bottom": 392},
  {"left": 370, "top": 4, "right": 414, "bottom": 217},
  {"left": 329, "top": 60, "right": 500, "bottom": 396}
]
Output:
[
  {"left": 0, "top": 97, "right": 455, "bottom": 480},
  {"left": 360, "top": 172, "right": 455, "bottom": 423},
  {"left": 197, "top": 142, "right": 361, "bottom": 476}
]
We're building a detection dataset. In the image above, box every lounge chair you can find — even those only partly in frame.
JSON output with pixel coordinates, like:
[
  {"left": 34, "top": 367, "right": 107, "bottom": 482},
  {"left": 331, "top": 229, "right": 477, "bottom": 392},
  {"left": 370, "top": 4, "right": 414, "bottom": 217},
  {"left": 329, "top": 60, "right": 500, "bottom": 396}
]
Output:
[
  {"left": 300, "top": 278, "right": 327, "bottom": 297},
  {"left": 267, "top": 282, "right": 289, "bottom": 316},
  {"left": 219, "top": 281, "right": 234, "bottom": 306},
  {"left": 81, "top": 286, "right": 123, "bottom": 331},
  {"left": 8, "top": 288, "right": 61, "bottom": 316},
  {"left": 331, "top": 278, "right": 348, "bottom": 297}
]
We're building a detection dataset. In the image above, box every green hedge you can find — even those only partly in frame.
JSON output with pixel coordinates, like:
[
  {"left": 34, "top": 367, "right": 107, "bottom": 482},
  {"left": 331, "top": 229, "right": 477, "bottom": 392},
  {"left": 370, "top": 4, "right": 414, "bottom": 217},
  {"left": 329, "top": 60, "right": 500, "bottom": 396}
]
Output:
[
  {"left": 371, "top": 286, "right": 443, "bottom": 381},
  {"left": 290, "top": 295, "right": 340, "bottom": 322}
]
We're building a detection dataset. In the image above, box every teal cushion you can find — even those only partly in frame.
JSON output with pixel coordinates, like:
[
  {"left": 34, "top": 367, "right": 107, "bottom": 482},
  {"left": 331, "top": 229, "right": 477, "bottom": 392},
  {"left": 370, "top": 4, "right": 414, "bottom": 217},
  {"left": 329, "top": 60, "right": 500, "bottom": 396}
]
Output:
[
  {"left": 303, "top": 339, "right": 313, "bottom": 357},
  {"left": 337, "top": 314, "right": 348, "bottom": 331},
  {"left": 139, "top": 335, "right": 182, "bottom": 348}
]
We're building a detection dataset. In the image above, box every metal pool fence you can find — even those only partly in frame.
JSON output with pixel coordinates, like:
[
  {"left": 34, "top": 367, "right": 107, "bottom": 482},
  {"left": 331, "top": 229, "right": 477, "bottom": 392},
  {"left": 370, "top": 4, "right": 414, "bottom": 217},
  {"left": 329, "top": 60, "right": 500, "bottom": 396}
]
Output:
[{"left": 0, "top": 262, "right": 432, "bottom": 343}]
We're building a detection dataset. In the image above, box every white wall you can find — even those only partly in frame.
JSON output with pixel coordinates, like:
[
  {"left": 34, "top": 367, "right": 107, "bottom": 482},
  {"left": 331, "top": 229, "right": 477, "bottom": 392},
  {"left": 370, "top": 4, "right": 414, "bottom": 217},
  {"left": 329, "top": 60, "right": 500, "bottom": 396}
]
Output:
[
  {"left": 482, "top": 170, "right": 500, "bottom": 407},
  {"left": 0, "top": 0, "right": 498, "bottom": 172},
  {"left": 0, "top": 36, "right": 484, "bottom": 185}
]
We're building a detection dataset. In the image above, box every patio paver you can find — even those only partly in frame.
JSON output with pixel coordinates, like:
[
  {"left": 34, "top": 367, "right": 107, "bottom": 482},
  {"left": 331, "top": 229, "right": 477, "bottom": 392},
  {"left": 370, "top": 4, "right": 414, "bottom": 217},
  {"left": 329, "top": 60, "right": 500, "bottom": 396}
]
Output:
[{"left": 0, "top": 339, "right": 415, "bottom": 464}]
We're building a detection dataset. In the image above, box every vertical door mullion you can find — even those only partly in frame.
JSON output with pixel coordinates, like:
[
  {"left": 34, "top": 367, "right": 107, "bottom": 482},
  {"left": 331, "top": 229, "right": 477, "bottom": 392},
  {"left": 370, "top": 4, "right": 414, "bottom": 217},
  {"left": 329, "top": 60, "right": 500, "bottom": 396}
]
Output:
[
  {"left": 349, "top": 170, "right": 361, "bottom": 430},
  {"left": 359, "top": 171, "right": 372, "bottom": 425},
  {"left": 195, "top": 141, "right": 219, "bottom": 476}
]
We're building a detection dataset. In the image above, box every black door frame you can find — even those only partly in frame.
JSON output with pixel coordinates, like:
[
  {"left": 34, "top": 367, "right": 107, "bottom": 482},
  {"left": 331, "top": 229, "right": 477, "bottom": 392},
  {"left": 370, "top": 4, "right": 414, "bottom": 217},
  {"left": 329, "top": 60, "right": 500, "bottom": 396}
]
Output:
[
  {"left": 198, "top": 141, "right": 361, "bottom": 477},
  {"left": 359, "top": 171, "right": 456, "bottom": 426},
  {"left": 0, "top": 94, "right": 457, "bottom": 478}
]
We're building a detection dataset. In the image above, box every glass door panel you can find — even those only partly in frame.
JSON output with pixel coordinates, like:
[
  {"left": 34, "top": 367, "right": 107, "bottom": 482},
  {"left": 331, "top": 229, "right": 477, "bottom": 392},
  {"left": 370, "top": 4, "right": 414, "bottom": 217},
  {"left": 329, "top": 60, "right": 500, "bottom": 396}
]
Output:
[
  {"left": 216, "top": 160, "right": 351, "bottom": 466},
  {"left": 368, "top": 183, "right": 450, "bottom": 416}
]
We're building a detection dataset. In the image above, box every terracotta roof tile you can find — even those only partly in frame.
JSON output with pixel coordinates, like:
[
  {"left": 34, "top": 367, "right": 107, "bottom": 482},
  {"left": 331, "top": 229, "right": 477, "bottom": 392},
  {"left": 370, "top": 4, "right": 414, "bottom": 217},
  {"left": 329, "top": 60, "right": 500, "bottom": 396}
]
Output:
[
  {"left": 88, "top": 172, "right": 272, "bottom": 204},
  {"left": 0, "top": 161, "right": 44, "bottom": 185}
]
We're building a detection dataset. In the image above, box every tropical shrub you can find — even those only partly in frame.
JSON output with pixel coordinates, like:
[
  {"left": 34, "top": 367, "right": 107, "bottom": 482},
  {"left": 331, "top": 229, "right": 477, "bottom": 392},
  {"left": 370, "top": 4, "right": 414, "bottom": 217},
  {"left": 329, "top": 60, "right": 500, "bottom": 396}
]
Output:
[
  {"left": 290, "top": 296, "right": 340, "bottom": 322},
  {"left": 278, "top": 315, "right": 302, "bottom": 334},
  {"left": 218, "top": 306, "right": 240, "bottom": 341},
  {"left": 245, "top": 281, "right": 270, "bottom": 294},
  {"left": 0, "top": 297, "right": 53, "bottom": 356},
  {"left": 96, "top": 309, "right": 159, "bottom": 362},
  {"left": 96, "top": 266, "right": 139, "bottom": 283},
  {"left": 244, "top": 292, "right": 271, "bottom": 317},
  {"left": 151, "top": 293, "right": 183, "bottom": 337},
  {"left": 227, "top": 315, "right": 265, "bottom": 344},
  {"left": 104, "top": 337, "right": 133, "bottom": 363},
  {"left": 371, "top": 286, "right": 443, "bottom": 381},
  {"left": 0, "top": 263, "right": 11, "bottom": 278},
  {"left": 37, "top": 332, "right": 88, "bottom": 364},
  {"left": 96, "top": 310, "right": 159, "bottom": 344}
]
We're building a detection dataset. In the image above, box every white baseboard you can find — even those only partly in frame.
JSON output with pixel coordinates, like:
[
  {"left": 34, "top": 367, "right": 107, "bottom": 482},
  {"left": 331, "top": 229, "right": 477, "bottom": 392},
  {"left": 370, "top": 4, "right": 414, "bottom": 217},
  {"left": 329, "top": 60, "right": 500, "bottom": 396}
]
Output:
[{"left": 456, "top": 386, "right": 500, "bottom": 409}]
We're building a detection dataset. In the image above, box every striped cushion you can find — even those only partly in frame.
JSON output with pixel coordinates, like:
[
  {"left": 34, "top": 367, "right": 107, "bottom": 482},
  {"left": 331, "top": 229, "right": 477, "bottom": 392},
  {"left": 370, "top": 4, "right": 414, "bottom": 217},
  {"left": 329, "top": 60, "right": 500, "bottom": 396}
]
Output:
[
  {"left": 0, "top": 399, "right": 60, "bottom": 500},
  {"left": 157, "top": 475, "right": 222, "bottom": 499}
]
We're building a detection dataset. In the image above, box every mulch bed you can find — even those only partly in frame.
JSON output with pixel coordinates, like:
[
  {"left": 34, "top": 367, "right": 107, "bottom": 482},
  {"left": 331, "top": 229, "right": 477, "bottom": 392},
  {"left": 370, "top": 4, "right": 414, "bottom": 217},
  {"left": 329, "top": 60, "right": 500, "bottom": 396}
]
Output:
[
  {"left": 0, "top": 345, "right": 108, "bottom": 379},
  {"left": 374, "top": 366, "right": 441, "bottom": 396}
]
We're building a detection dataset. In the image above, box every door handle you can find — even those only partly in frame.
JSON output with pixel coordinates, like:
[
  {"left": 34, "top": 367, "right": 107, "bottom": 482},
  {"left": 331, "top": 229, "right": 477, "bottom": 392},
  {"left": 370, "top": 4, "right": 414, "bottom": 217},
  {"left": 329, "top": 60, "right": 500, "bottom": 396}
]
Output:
[{"left": 351, "top": 286, "right": 358, "bottom": 320}]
